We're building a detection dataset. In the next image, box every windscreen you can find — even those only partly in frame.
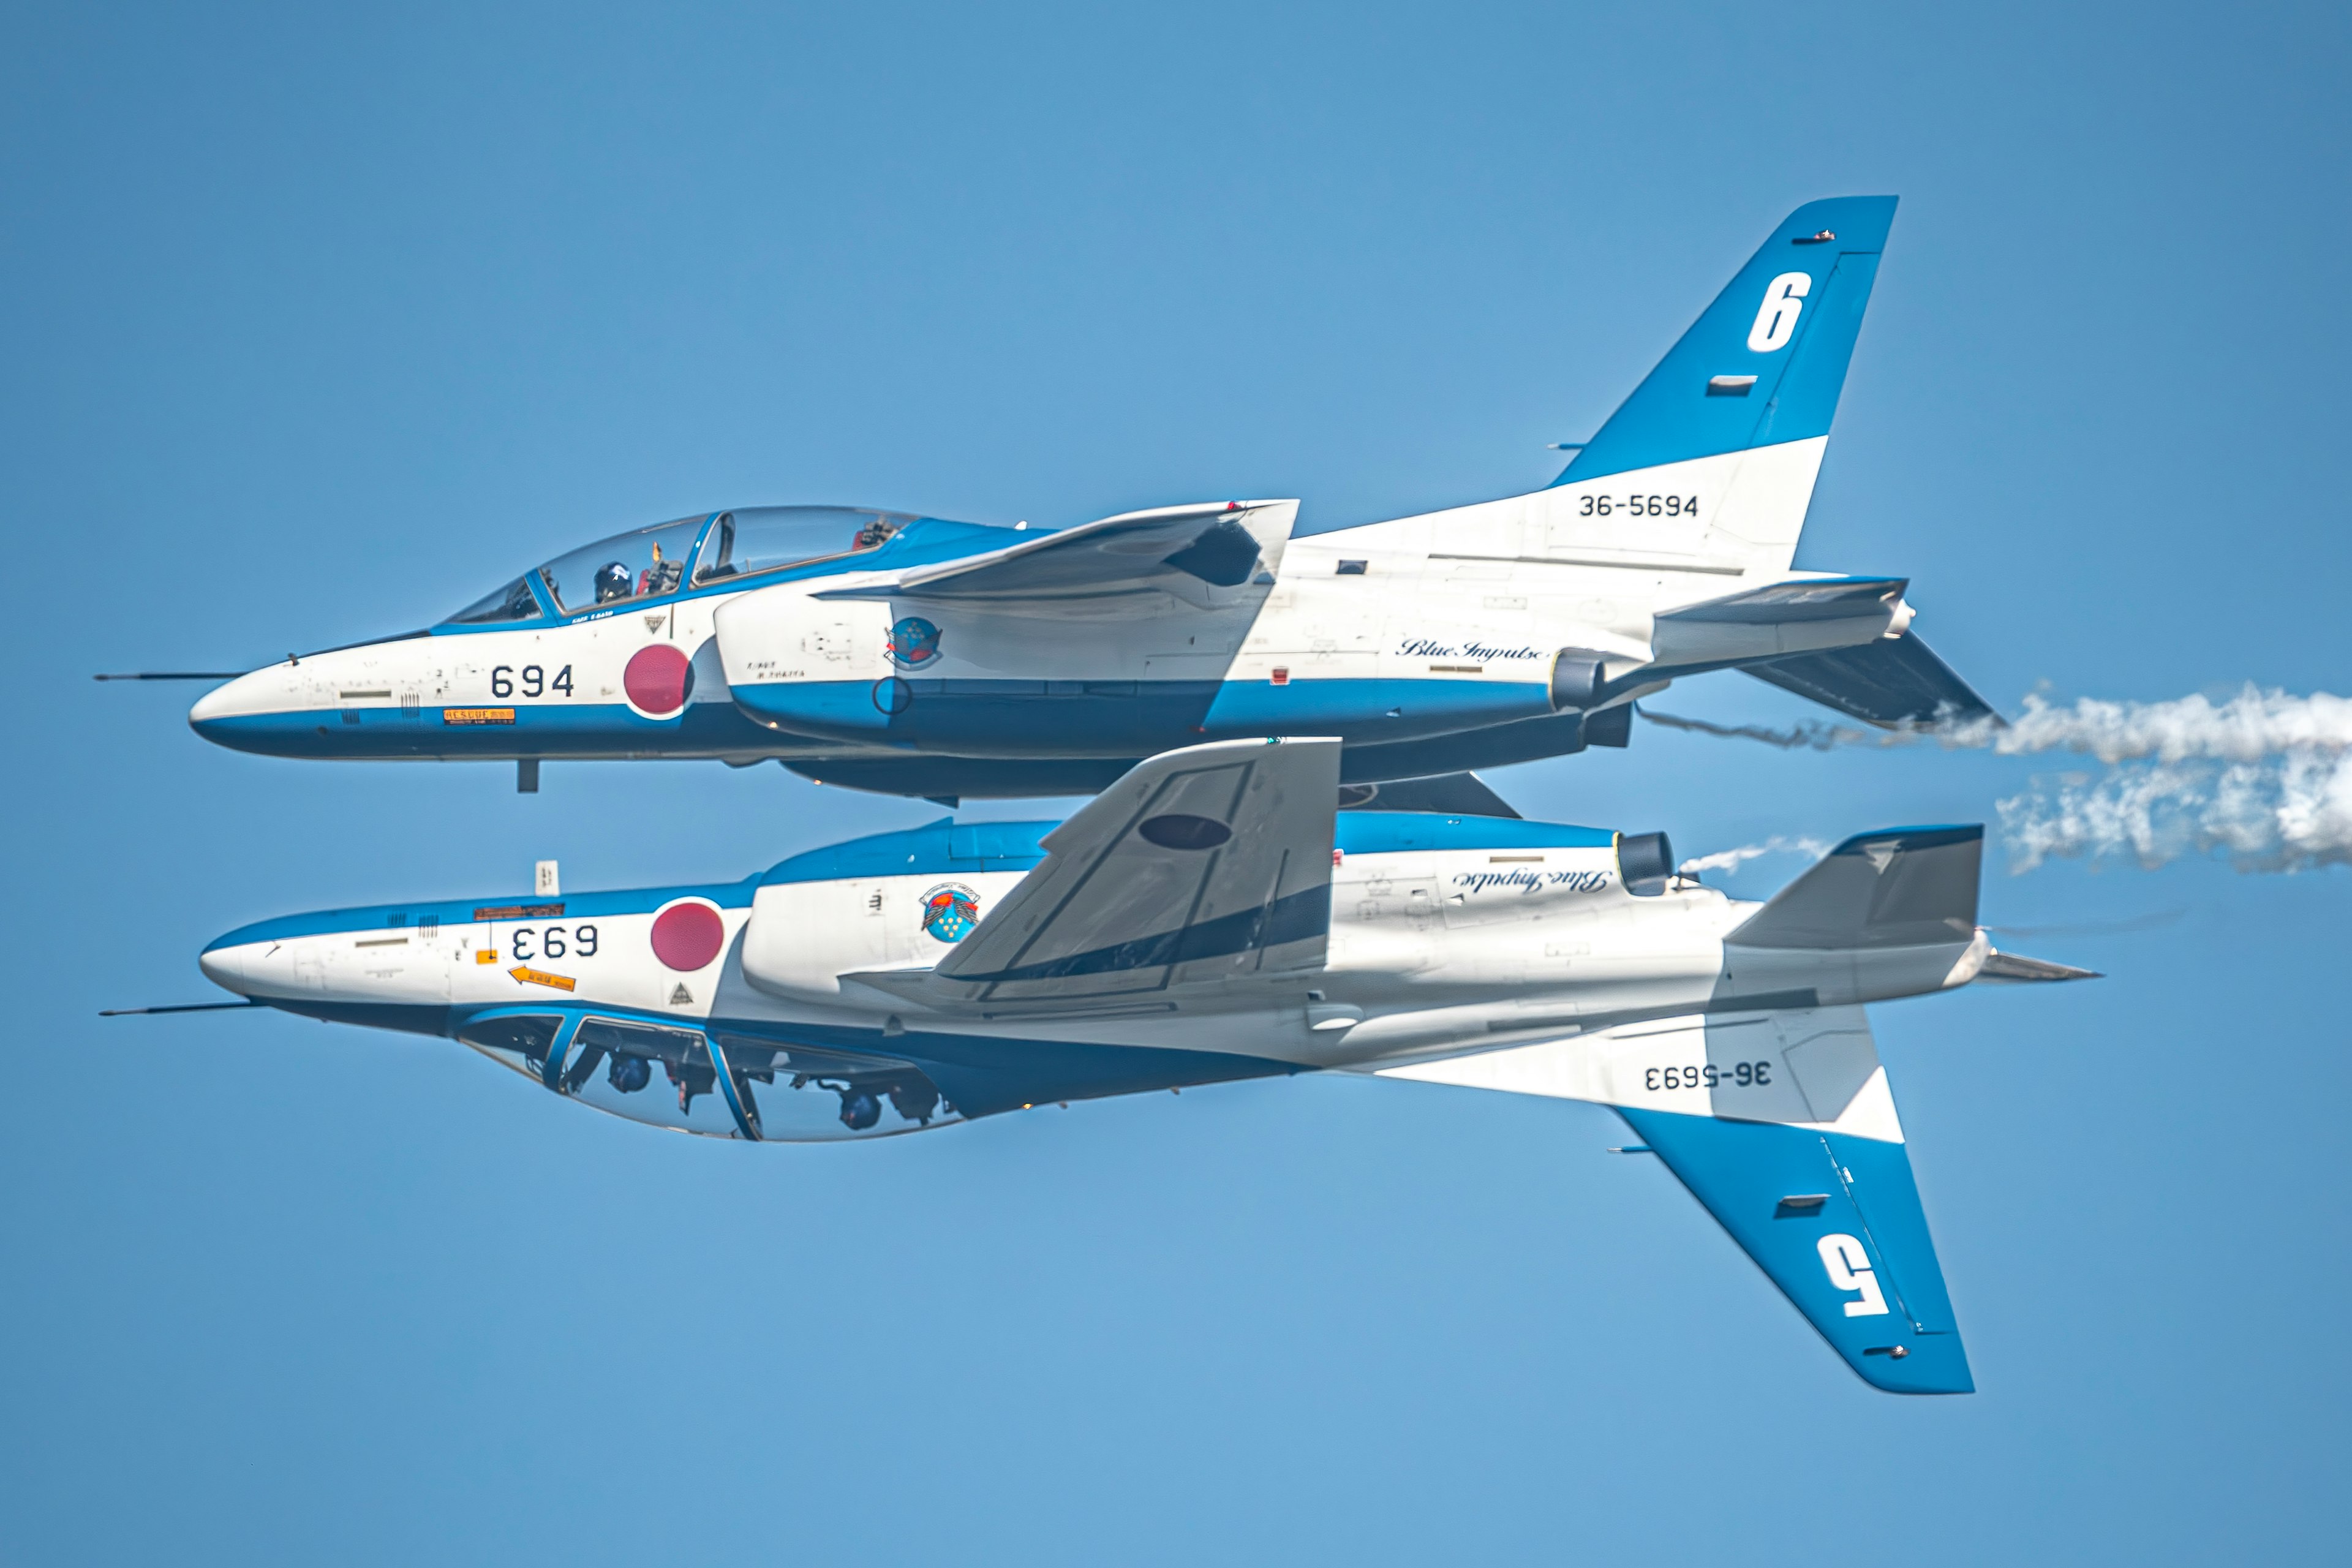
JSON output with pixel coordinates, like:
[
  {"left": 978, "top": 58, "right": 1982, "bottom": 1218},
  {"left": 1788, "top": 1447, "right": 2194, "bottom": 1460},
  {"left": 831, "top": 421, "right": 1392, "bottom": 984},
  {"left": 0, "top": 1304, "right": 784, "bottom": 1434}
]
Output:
[
  {"left": 692, "top": 506, "right": 911, "bottom": 586},
  {"left": 445, "top": 575, "right": 543, "bottom": 625},
  {"left": 536, "top": 516, "right": 710, "bottom": 614}
]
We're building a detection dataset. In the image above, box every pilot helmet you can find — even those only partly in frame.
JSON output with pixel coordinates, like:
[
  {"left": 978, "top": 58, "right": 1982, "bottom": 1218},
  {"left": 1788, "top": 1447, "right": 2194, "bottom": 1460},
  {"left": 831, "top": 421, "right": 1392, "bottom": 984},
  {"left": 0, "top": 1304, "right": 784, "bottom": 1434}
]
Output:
[{"left": 594, "top": 560, "right": 633, "bottom": 602}]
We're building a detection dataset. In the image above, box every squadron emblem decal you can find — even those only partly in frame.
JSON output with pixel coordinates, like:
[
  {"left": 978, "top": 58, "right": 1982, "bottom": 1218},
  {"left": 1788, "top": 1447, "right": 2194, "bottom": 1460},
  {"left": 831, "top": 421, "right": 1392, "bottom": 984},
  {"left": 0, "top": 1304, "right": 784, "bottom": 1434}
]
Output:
[
  {"left": 919, "top": 882, "right": 979, "bottom": 942},
  {"left": 887, "top": 617, "right": 943, "bottom": 669}
]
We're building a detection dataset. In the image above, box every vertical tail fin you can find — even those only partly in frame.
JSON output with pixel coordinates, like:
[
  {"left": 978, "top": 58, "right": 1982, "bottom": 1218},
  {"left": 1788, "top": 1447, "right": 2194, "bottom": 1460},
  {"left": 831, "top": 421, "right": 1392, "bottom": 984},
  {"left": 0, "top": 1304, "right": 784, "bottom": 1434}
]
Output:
[
  {"left": 1618, "top": 1076, "right": 1973, "bottom": 1395},
  {"left": 1376, "top": 1003, "right": 1972, "bottom": 1393},
  {"left": 1556, "top": 196, "right": 1897, "bottom": 484}
]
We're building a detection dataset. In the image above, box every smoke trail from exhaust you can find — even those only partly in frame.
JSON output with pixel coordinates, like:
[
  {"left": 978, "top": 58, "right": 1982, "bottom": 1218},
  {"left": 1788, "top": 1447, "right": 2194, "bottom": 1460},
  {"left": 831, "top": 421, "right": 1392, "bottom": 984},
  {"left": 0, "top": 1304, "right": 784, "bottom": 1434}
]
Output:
[
  {"left": 1997, "top": 750, "right": 2352, "bottom": 872},
  {"left": 1677, "top": 835, "right": 1832, "bottom": 875},
  {"left": 1983, "top": 688, "right": 2352, "bottom": 763},
  {"left": 1639, "top": 687, "right": 2352, "bottom": 873},
  {"left": 1633, "top": 706, "right": 1881, "bottom": 752}
]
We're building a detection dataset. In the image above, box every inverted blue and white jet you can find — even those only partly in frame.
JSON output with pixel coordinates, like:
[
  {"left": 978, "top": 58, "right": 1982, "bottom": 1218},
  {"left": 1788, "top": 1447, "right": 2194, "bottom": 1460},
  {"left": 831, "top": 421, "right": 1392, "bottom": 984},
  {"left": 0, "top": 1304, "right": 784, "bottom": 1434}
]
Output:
[
  {"left": 180, "top": 740, "right": 2088, "bottom": 1391},
  {"left": 175, "top": 197, "right": 1989, "bottom": 800}
]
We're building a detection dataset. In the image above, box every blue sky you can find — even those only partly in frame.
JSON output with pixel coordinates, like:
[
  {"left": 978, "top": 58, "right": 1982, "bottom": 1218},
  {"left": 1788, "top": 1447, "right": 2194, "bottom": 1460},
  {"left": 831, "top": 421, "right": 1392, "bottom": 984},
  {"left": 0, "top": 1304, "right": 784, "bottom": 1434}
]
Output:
[{"left": 5, "top": 2, "right": 2348, "bottom": 1561}]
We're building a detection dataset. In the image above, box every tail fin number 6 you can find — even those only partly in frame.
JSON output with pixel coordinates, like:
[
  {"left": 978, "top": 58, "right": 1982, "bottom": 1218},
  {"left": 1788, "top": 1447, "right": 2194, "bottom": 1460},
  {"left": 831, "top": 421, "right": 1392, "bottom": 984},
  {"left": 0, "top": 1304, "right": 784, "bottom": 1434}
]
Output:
[
  {"left": 1817, "top": 1233, "right": 1890, "bottom": 1317},
  {"left": 1746, "top": 272, "right": 1812, "bottom": 353}
]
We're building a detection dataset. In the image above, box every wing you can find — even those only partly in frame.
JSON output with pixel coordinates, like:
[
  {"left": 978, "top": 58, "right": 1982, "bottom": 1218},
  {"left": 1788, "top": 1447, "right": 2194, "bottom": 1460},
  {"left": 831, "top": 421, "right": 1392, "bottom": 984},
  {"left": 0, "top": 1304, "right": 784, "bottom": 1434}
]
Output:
[
  {"left": 1744, "top": 629, "right": 1998, "bottom": 727},
  {"left": 853, "top": 737, "right": 1342, "bottom": 1012},
  {"left": 813, "top": 500, "right": 1297, "bottom": 606},
  {"left": 1376, "top": 1005, "right": 1972, "bottom": 1394}
]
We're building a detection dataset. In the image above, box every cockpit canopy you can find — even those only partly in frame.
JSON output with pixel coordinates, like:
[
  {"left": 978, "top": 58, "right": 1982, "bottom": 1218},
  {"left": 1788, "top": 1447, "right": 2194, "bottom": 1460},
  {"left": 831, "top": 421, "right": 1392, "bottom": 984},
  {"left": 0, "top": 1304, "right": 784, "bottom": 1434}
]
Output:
[
  {"left": 695, "top": 507, "right": 910, "bottom": 586},
  {"left": 443, "top": 505, "right": 923, "bottom": 627}
]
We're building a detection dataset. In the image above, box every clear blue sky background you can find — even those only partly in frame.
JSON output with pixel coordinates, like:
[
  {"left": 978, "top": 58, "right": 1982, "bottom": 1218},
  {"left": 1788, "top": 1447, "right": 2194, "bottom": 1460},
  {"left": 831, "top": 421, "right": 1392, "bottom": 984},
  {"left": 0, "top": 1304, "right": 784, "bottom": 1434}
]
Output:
[{"left": 6, "top": 2, "right": 2347, "bottom": 1561}]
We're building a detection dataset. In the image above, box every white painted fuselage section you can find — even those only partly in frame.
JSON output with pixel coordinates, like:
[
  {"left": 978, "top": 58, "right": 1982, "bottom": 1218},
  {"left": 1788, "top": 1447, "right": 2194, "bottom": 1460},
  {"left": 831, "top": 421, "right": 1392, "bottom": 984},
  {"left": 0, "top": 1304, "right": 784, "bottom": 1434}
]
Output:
[
  {"left": 201, "top": 835, "right": 1983, "bottom": 1091},
  {"left": 187, "top": 438, "right": 1909, "bottom": 769}
]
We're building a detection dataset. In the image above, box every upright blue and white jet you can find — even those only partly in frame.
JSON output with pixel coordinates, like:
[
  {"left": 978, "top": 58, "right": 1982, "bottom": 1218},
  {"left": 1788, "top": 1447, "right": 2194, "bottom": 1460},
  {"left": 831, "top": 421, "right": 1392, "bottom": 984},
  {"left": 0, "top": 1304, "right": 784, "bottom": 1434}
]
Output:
[
  {"left": 176, "top": 197, "right": 1991, "bottom": 799},
  {"left": 181, "top": 739, "right": 2090, "bottom": 1391}
]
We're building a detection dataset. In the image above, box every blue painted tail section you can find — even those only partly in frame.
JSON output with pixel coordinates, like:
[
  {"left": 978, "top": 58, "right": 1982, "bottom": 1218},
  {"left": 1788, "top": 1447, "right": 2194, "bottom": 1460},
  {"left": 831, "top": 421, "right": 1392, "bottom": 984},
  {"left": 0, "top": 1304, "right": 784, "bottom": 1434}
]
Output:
[
  {"left": 1555, "top": 196, "right": 1898, "bottom": 483},
  {"left": 1617, "top": 1105, "right": 1972, "bottom": 1393}
]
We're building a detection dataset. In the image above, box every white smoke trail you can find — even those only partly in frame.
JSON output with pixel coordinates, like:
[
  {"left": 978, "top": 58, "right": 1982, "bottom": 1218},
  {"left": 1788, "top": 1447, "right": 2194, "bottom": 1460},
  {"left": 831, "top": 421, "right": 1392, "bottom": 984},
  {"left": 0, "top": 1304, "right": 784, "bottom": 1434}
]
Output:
[
  {"left": 1678, "top": 835, "right": 1832, "bottom": 875},
  {"left": 1999, "top": 750, "right": 2352, "bottom": 872},
  {"left": 1981, "top": 688, "right": 2352, "bottom": 763},
  {"left": 1642, "top": 687, "right": 2352, "bottom": 875}
]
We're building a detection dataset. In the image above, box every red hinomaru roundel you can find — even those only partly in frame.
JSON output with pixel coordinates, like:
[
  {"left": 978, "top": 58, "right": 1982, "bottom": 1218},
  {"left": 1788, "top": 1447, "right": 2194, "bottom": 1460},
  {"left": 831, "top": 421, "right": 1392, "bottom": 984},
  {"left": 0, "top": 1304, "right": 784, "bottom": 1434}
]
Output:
[
  {"left": 650, "top": 900, "right": 725, "bottom": 971},
  {"left": 624, "top": 644, "right": 695, "bottom": 717}
]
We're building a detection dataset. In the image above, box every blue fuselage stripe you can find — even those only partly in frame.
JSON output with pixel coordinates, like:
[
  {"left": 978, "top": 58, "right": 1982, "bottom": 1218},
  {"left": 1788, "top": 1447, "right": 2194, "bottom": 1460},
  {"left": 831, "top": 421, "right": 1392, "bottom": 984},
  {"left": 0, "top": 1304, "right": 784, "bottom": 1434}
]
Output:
[
  {"left": 190, "top": 701, "right": 782, "bottom": 758},
  {"left": 732, "top": 675, "right": 1558, "bottom": 750}
]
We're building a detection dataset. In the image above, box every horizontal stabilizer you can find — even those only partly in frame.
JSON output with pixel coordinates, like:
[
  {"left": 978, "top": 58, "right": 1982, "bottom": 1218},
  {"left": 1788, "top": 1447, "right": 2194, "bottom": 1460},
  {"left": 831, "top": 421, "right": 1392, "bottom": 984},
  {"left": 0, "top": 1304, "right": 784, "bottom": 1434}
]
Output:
[
  {"left": 1975, "top": 949, "right": 2101, "bottom": 984},
  {"left": 1746, "top": 630, "right": 1998, "bottom": 728},
  {"left": 1662, "top": 576, "right": 1908, "bottom": 626},
  {"left": 1651, "top": 576, "right": 1914, "bottom": 673},
  {"left": 1729, "top": 826, "right": 1981, "bottom": 951},
  {"left": 815, "top": 501, "right": 1297, "bottom": 604}
]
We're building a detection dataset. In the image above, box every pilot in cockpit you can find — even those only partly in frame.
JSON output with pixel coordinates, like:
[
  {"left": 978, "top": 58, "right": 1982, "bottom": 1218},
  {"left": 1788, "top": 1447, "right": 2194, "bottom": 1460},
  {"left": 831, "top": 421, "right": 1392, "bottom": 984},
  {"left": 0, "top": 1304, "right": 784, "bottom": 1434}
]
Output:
[
  {"left": 594, "top": 560, "right": 633, "bottom": 603},
  {"left": 637, "top": 541, "right": 684, "bottom": 599}
]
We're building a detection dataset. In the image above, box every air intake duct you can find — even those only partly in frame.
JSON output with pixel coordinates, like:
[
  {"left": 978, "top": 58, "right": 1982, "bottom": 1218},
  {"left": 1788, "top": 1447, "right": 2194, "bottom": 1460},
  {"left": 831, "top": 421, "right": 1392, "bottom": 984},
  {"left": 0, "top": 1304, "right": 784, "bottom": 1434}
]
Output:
[{"left": 1616, "top": 831, "right": 1675, "bottom": 897}]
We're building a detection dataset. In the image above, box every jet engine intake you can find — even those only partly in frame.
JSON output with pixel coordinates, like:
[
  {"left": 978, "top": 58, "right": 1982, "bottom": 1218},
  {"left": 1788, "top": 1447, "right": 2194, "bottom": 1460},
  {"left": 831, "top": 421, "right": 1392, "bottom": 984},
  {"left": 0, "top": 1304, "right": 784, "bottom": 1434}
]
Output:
[{"left": 714, "top": 587, "right": 899, "bottom": 738}]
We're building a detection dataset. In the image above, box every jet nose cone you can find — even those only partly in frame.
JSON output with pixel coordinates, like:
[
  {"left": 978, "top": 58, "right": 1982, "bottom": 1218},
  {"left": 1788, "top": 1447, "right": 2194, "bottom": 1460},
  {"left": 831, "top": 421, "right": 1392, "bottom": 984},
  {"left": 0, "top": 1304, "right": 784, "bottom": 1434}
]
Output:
[
  {"left": 198, "top": 943, "right": 251, "bottom": 997},
  {"left": 189, "top": 668, "right": 273, "bottom": 725},
  {"left": 187, "top": 677, "right": 240, "bottom": 728},
  {"left": 189, "top": 666, "right": 312, "bottom": 753}
]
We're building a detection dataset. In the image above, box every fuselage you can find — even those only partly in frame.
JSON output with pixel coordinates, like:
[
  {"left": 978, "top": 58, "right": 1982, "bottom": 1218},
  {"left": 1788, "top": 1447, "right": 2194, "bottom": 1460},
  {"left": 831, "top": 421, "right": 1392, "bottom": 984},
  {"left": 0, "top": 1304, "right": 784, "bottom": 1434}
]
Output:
[
  {"left": 187, "top": 453, "right": 1908, "bottom": 796},
  {"left": 184, "top": 196, "right": 1940, "bottom": 797},
  {"left": 197, "top": 809, "right": 1986, "bottom": 1143}
]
